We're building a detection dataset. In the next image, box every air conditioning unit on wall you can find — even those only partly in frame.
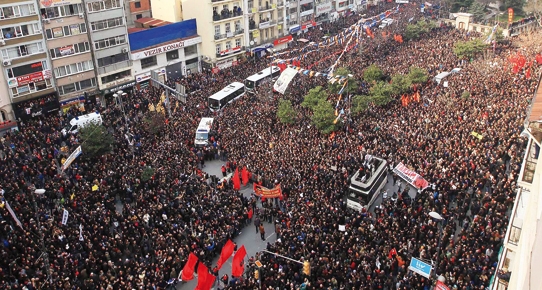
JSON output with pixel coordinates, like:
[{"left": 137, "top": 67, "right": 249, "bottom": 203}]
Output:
[
  {"left": 3, "top": 60, "right": 11, "bottom": 66},
  {"left": 121, "top": 48, "right": 128, "bottom": 53}
]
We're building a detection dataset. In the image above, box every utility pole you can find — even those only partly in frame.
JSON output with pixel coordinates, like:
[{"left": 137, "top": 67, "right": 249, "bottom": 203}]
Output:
[
  {"left": 32, "top": 189, "right": 52, "bottom": 288},
  {"left": 150, "top": 70, "right": 187, "bottom": 117}
]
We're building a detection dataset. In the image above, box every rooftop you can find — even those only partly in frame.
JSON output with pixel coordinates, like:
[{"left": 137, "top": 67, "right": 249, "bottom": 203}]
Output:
[{"left": 134, "top": 17, "right": 172, "bottom": 29}]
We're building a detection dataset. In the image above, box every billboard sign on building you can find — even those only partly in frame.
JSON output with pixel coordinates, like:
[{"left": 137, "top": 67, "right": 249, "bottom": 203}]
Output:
[
  {"left": 131, "top": 37, "right": 201, "bottom": 61},
  {"left": 39, "top": 0, "right": 81, "bottom": 8},
  {"left": 316, "top": 2, "right": 333, "bottom": 15},
  {"left": 8, "top": 70, "right": 52, "bottom": 88}
]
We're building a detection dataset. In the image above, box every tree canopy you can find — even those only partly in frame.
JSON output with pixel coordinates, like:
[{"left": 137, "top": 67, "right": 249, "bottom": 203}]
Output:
[
  {"left": 405, "top": 21, "right": 436, "bottom": 41},
  {"left": 391, "top": 74, "right": 412, "bottom": 96},
  {"left": 369, "top": 81, "right": 395, "bottom": 106},
  {"left": 143, "top": 111, "right": 166, "bottom": 135},
  {"left": 277, "top": 99, "right": 296, "bottom": 124},
  {"left": 302, "top": 86, "right": 328, "bottom": 110},
  {"left": 311, "top": 99, "right": 337, "bottom": 135},
  {"left": 79, "top": 123, "right": 115, "bottom": 158},
  {"left": 407, "top": 67, "right": 429, "bottom": 84},
  {"left": 453, "top": 39, "right": 488, "bottom": 59},
  {"left": 362, "top": 64, "right": 384, "bottom": 84},
  {"left": 329, "top": 67, "right": 358, "bottom": 95}
]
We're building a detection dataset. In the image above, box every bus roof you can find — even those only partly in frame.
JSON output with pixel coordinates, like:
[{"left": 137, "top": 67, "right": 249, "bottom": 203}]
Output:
[
  {"left": 209, "top": 82, "right": 245, "bottom": 101},
  {"left": 197, "top": 118, "right": 213, "bottom": 131},
  {"left": 349, "top": 157, "right": 388, "bottom": 193},
  {"left": 245, "top": 66, "right": 280, "bottom": 82}
]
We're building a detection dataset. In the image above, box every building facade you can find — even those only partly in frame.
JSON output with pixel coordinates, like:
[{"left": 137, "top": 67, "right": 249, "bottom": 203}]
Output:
[
  {"left": 246, "top": 0, "right": 287, "bottom": 56},
  {"left": 124, "top": 0, "right": 152, "bottom": 28},
  {"left": 40, "top": 0, "right": 99, "bottom": 105},
  {"left": 0, "top": 0, "right": 59, "bottom": 122},
  {"left": 83, "top": 0, "right": 134, "bottom": 97},
  {"left": 128, "top": 19, "right": 201, "bottom": 88}
]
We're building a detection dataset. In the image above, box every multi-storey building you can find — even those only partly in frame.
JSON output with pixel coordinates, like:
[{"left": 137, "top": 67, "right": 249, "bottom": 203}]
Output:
[
  {"left": 128, "top": 19, "right": 201, "bottom": 89},
  {"left": 246, "top": 0, "right": 287, "bottom": 57},
  {"left": 491, "top": 78, "right": 542, "bottom": 290},
  {"left": 0, "top": 0, "right": 60, "bottom": 122},
  {"left": 83, "top": 0, "right": 134, "bottom": 98},
  {"left": 124, "top": 0, "right": 152, "bottom": 28},
  {"left": 286, "top": 0, "right": 315, "bottom": 35},
  {"left": 40, "top": 0, "right": 99, "bottom": 106}
]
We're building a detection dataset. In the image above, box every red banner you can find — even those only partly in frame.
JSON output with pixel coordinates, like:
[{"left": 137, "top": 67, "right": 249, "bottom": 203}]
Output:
[
  {"left": 180, "top": 253, "right": 199, "bottom": 281},
  {"left": 254, "top": 184, "right": 283, "bottom": 198},
  {"left": 508, "top": 8, "right": 514, "bottom": 24},
  {"left": 231, "top": 245, "right": 247, "bottom": 277},
  {"left": 435, "top": 280, "right": 450, "bottom": 290},
  {"left": 274, "top": 35, "right": 293, "bottom": 46},
  {"left": 216, "top": 239, "right": 235, "bottom": 270},
  {"left": 232, "top": 168, "right": 241, "bottom": 190},
  {"left": 393, "top": 163, "right": 429, "bottom": 190},
  {"left": 16, "top": 71, "right": 45, "bottom": 86}
]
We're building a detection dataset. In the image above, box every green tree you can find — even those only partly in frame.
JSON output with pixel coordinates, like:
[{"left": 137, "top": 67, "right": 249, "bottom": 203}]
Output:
[
  {"left": 143, "top": 111, "right": 166, "bottom": 135},
  {"left": 277, "top": 99, "right": 296, "bottom": 124},
  {"left": 452, "top": 0, "right": 474, "bottom": 12},
  {"left": 302, "top": 86, "right": 328, "bottom": 110},
  {"left": 391, "top": 74, "right": 412, "bottom": 96},
  {"left": 352, "top": 95, "right": 373, "bottom": 114},
  {"left": 504, "top": 0, "right": 525, "bottom": 16},
  {"left": 453, "top": 39, "right": 488, "bottom": 59},
  {"left": 468, "top": 2, "right": 487, "bottom": 22},
  {"left": 370, "top": 81, "right": 395, "bottom": 106},
  {"left": 329, "top": 67, "right": 358, "bottom": 95},
  {"left": 363, "top": 64, "right": 384, "bottom": 84},
  {"left": 486, "top": 27, "right": 505, "bottom": 43},
  {"left": 404, "top": 21, "right": 436, "bottom": 41},
  {"left": 408, "top": 67, "right": 429, "bottom": 84},
  {"left": 311, "top": 100, "right": 337, "bottom": 134},
  {"left": 79, "top": 123, "right": 115, "bottom": 158},
  {"left": 141, "top": 167, "right": 155, "bottom": 182}
]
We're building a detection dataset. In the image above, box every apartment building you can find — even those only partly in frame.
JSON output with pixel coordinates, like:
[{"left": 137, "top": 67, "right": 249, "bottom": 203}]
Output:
[
  {"left": 129, "top": 19, "right": 201, "bottom": 88},
  {"left": 0, "top": 0, "right": 60, "bottom": 121},
  {"left": 40, "top": 0, "right": 99, "bottom": 105},
  {"left": 286, "top": 0, "right": 315, "bottom": 35},
  {"left": 84, "top": 0, "right": 134, "bottom": 97},
  {"left": 246, "top": 0, "right": 287, "bottom": 57},
  {"left": 491, "top": 79, "right": 542, "bottom": 290},
  {"left": 124, "top": 0, "right": 152, "bottom": 28}
]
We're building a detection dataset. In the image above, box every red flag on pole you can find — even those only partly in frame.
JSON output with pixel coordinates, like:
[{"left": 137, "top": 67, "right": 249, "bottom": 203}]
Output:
[
  {"left": 241, "top": 167, "right": 249, "bottom": 186},
  {"left": 195, "top": 263, "right": 214, "bottom": 290},
  {"left": 180, "top": 253, "right": 199, "bottom": 281},
  {"left": 216, "top": 239, "right": 235, "bottom": 270},
  {"left": 231, "top": 245, "right": 247, "bottom": 277},
  {"left": 232, "top": 168, "right": 241, "bottom": 190}
]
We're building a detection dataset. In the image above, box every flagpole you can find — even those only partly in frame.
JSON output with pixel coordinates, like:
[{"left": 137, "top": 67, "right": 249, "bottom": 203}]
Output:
[{"left": 32, "top": 188, "right": 52, "bottom": 287}]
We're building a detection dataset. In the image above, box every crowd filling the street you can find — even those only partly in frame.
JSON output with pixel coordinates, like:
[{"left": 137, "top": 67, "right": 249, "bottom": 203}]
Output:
[{"left": 1, "top": 2, "right": 542, "bottom": 290}]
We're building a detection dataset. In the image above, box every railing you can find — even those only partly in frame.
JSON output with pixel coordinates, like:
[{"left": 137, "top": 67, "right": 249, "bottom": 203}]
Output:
[
  {"left": 212, "top": 11, "right": 243, "bottom": 21},
  {"left": 249, "top": 24, "right": 257, "bottom": 30},
  {"left": 259, "top": 20, "right": 277, "bottom": 28},
  {"left": 214, "top": 33, "right": 227, "bottom": 40},
  {"left": 278, "top": 17, "right": 284, "bottom": 23},
  {"left": 234, "top": 29, "right": 244, "bottom": 35},
  {"left": 259, "top": 5, "right": 273, "bottom": 12},
  {"left": 277, "top": 1, "right": 284, "bottom": 6},
  {"left": 97, "top": 60, "right": 131, "bottom": 75}
]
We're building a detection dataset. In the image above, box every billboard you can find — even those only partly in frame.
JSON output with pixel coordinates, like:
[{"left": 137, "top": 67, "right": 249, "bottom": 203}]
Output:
[{"left": 39, "top": 0, "right": 81, "bottom": 8}]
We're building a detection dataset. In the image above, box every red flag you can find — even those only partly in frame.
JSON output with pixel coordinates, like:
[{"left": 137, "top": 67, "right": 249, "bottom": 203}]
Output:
[
  {"left": 232, "top": 168, "right": 241, "bottom": 191},
  {"left": 248, "top": 208, "right": 253, "bottom": 219},
  {"left": 231, "top": 245, "right": 247, "bottom": 277},
  {"left": 526, "top": 67, "right": 531, "bottom": 79},
  {"left": 241, "top": 167, "right": 249, "bottom": 186},
  {"left": 195, "top": 263, "right": 214, "bottom": 290},
  {"left": 388, "top": 248, "right": 397, "bottom": 259},
  {"left": 180, "top": 253, "right": 199, "bottom": 281},
  {"left": 536, "top": 54, "right": 542, "bottom": 65},
  {"left": 216, "top": 239, "right": 235, "bottom": 270}
]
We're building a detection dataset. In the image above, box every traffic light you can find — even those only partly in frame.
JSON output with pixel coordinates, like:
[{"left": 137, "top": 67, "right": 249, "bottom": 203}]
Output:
[
  {"left": 254, "top": 269, "right": 259, "bottom": 280},
  {"left": 303, "top": 261, "right": 311, "bottom": 276}
]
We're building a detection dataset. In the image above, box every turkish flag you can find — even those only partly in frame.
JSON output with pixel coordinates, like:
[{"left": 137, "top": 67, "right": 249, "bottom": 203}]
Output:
[
  {"left": 216, "top": 239, "right": 235, "bottom": 270},
  {"left": 232, "top": 168, "right": 241, "bottom": 190},
  {"left": 180, "top": 253, "right": 199, "bottom": 281},
  {"left": 241, "top": 167, "right": 249, "bottom": 186},
  {"left": 231, "top": 245, "right": 247, "bottom": 277},
  {"left": 195, "top": 263, "right": 215, "bottom": 290}
]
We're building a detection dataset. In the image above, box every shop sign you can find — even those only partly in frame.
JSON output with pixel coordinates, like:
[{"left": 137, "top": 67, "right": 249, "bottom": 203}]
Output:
[
  {"left": 102, "top": 81, "right": 136, "bottom": 94},
  {"left": 316, "top": 2, "right": 333, "bottom": 15},
  {"left": 273, "top": 35, "right": 293, "bottom": 46},
  {"left": 39, "top": 0, "right": 81, "bottom": 8},
  {"left": 216, "top": 59, "right": 233, "bottom": 70},
  {"left": 8, "top": 70, "right": 52, "bottom": 88},
  {"left": 131, "top": 37, "right": 202, "bottom": 60},
  {"left": 219, "top": 46, "right": 241, "bottom": 57},
  {"left": 135, "top": 68, "right": 166, "bottom": 83}
]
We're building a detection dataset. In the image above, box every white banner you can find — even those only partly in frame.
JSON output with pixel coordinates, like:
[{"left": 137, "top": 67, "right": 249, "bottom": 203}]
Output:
[
  {"left": 62, "top": 209, "right": 69, "bottom": 225},
  {"left": 5, "top": 200, "right": 23, "bottom": 229},
  {"left": 61, "top": 146, "right": 82, "bottom": 171},
  {"left": 79, "top": 224, "right": 84, "bottom": 241},
  {"left": 273, "top": 67, "right": 299, "bottom": 94}
]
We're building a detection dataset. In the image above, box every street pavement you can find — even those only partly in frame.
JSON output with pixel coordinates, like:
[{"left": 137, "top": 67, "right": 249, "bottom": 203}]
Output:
[{"left": 175, "top": 159, "right": 419, "bottom": 289}]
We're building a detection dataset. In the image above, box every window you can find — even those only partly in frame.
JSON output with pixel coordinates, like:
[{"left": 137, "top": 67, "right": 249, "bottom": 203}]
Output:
[
  {"left": 184, "top": 45, "right": 197, "bottom": 56},
  {"left": 186, "top": 58, "right": 198, "bottom": 66},
  {"left": 1, "top": 41, "right": 44, "bottom": 59},
  {"left": 101, "top": 70, "right": 130, "bottom": 84},
  {"left": 11, "top": 79, "right": 52, "bottom": 97},
  {"left": 166, "top": 50, "right": 179, "bottom": 61},
  {"left": 94, "top": 35, "right": 126, "bottom": 50},
  {"left": 1, "top": 23, "right": 41, "bottom": 40},
  {"left": 248, "top": 1, "right": 253, "bottom": 9},
  {"left": 45, "top": 23, "right": 86, "bottom": 39},
  {"left": 225, "top": 23, "right": 231, "bottom": 33},
  {"left": 97, "top": 53, "right": 129, "bottom": 67},
  {"left": 235, "top": 20, "right": 241, "bottom": 31},
  {"left": 0, "top": 4, "right": 36, "bottom": 19},
  {"left": 91, "top": 17, "right": 123, "bottom": 31},
  {"left": 226, "top": 41, "right": 232, "bottom": 50},
  {"left": 41, "top": 4, "right": 82, "bottom": 19},
  {"left": 140, "top": 55, "right": 157, "bottom": 69},
  {"left": 54, "top": 60, "right": 94, "bottom": 78},
  {"left": 49, "top": 42, "right": 91, "bottom": 59},
  {"left": 216, "top": 44, "right": 221, "bottom": 55},
  {"left": 214, "top": 25, "right": 220, "bottom": 35},
  {"left": 136, "top": 14, "right": 143, "bottom": 19},
  {"left": 6, "top": 61, "right": 47, "bottom": 79},
  {"left": 58, "top": 78, "right": 97, "bottom": 95},
  {"left": 87, "top": 0, "right": 122, "bottom": 13},
  {"left": 134, "top": 1, "right": 141, "bottom": 8},
  {"left": 235, "top": 38, "right": 241, "bottom": 48}
]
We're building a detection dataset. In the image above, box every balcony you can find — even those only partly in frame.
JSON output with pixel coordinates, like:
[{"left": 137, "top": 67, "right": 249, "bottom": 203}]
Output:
[
  {"left": 214, "top": 33, "right": 227, "bottom": 40},
  {"left": 234, "top": 29, "right": 244, "bottom": 35},
  {"left": 97, "top": 60, "right": 131, "bottom": 75},
  {"left": 249, "top": 23, "right": 257, "bottom": 30},
  {"left": 278, "top": 17, "right": 284, "bottom": 23},
  {"left": 259, "top": 20, "right": 277, "bottom": 29},
  {"left": 212, "top": 10, "right": 243, "bottom": 22},
  {"left": 259, "top": 4, "right": 274, "bottom": 12},
  {"left": 277, "top": 1, "right": 284, "bottom": 6}
]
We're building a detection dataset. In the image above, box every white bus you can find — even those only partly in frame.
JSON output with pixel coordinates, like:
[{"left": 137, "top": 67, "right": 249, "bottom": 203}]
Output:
[
  {"left": 244, "top": 66, "right": 281, "bottom": 93},
  {"left": 194, "top": 117, "right": 214, "bottom": 147},
  {"left": 346, "top": 156, "right": 388, "bottom": 211},
  {"left": 208, "top": 82, "right": 245, "bottom": 111}
]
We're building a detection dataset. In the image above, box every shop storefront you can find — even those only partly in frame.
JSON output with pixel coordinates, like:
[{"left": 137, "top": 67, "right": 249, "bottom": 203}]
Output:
[
  {"left": 12, "top": 92, "right": 60, "bottom": 121},
  {"left": 251, "top": 44, "right": 274, "bottom": 58},
  {"left": 273, "top": 35, "right": 293, "bottom": 50},
  {"left": 136, "top": 68, "right": 166, "bottom": 90},
  {"left": 101, "top": 81, "right": 136, "bottom": 105}
]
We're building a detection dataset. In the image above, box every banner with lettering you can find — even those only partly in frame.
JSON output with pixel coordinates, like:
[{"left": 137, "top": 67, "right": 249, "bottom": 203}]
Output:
[
  {"left": 273, "top": 67, "right": 298, "bottom": 94},
  {"left": 61, "top": 209, "right": 69, "bottom": 225},
  {"left": 393, "top": 163, "right": 430, "bottom": 190},
  {"left": 254, "top": 184, "right": 283, "bottom": 199}
]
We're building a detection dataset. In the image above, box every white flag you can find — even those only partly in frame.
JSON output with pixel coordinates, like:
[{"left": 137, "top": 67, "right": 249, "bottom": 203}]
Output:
[
  {"left": 61, "top": 209, "right": 69, "bottom": 225},
  {"left": 5, "top": 201, "right": 23, "bottom": 230},
  {"left": 79, "top": 224, "right": 84, "bottom": 241}
]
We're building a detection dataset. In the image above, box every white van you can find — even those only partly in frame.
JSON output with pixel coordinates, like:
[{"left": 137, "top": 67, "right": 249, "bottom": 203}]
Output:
[
  {"left": 62, "top": 112, "right": 103, "bottom": 135},
  {"left": 194, "top": 117, "right": 214, "bottom": 147}
]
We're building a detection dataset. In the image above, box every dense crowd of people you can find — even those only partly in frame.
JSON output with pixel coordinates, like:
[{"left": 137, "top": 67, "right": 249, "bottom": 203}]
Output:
[{"left": 1, "top": 1, "right": 541, "bottom": 290}]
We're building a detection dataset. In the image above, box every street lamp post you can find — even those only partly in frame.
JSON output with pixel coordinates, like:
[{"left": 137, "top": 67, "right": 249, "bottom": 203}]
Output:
[
  {"left": 33, "top": 188, "right": 51, "bottom": 286},
  {"left": 429, "top": 211, "right": 445, "bottom": 284},
  {"left": 113, "top": 90, "right": 128, "bottom": 125},
  {"left": 267, "top": 48, "right": 276, "bottom": 99}
]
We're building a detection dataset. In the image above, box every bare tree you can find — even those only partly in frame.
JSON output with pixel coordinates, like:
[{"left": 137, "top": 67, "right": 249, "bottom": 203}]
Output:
[{"left": 524, "top": 0, "right": 542, "bottom": 26}]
